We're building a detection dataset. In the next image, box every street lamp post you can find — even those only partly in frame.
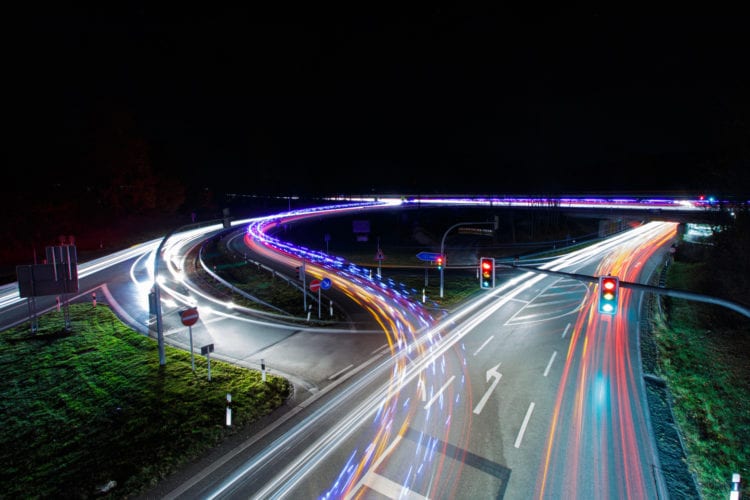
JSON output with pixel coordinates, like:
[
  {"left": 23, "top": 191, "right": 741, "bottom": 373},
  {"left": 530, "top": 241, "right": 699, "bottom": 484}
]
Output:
[
  {"left": 152, "top": 218, "right": 228, "bottom": 366},
  {"left": 439, "top": 218, "right": 498, "bottom": 298}
]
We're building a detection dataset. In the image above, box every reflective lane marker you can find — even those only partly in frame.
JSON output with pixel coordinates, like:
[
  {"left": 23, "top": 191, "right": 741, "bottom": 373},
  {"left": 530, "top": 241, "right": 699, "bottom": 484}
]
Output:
[
  {"left": 514, "top": 402, "right": 535, "bottom": 448},
  {"left": 543, "top": 351, "right": 557, "bottom": 377}
]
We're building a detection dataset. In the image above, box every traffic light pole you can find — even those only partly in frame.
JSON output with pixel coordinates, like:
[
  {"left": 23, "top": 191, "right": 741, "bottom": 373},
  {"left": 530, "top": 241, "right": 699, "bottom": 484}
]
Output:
[
  {"left": 440, "top": 219, "right": 498, "bottom": 298},
  {"left": 503, "top": 263, "right": 750, "bottom": 319}
]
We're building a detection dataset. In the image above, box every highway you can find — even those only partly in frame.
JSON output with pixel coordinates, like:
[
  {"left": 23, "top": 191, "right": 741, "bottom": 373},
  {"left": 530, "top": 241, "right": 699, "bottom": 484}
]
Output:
[
  {"left": 0, "top": 196, "right": 691, "bottom": 498},
  {"left": 155, "top": 208, "right": 679, "bottom": 498}
]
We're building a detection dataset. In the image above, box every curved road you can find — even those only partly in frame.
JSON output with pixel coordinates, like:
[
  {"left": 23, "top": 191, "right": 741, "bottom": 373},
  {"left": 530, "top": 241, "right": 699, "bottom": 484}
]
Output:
[{"left": 0, "top": 198, "right": 682, "bottom": 499}]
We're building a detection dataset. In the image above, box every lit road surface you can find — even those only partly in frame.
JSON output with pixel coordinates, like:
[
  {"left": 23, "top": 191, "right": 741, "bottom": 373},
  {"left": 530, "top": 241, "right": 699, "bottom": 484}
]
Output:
[
  {"left": 183, "top": 219, "right": 678, "bottom": 499},
  {"left": 0, "top": 198, "right": 692, "bottom": 498},
  {"left": 535, "top": 221, "right": 678, "bottom": 499}
]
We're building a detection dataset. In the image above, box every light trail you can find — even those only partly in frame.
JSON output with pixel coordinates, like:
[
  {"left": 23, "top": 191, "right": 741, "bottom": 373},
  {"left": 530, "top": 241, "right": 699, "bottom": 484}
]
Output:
[{"left": 536, "top": 221, "right": 678, "bottom": 498}]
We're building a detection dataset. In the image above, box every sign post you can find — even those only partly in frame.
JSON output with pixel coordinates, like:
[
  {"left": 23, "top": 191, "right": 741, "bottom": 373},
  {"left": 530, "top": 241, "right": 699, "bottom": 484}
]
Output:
[
  {"left": 416, "top": 252, "right": 442, "bottom": 288},
  {"left": 226, "top": 393, "right": 232, "bottom": 426},
  {"left": 201, "top": 343, "right": 214, "bottom": 381},
  {"left": 181, "top": 307, "right": 199, "bottom": 372},
  {"left": 299, "top": 261, "right": 307, "bottom": 313},
  {"left": 310, "top": 279, "right": 321, "bottom": 318},
  {"left": 375, "top": 239, "right": 384, "bottom": 278}
]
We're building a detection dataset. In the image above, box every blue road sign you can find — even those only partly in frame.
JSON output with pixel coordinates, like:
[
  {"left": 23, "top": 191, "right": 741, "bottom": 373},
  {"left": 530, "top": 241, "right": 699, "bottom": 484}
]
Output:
[
  {"left": 416, "top": 251, "right": 442, "bottom": 262},
  {"left": 321, "top": 277, "right": 332, "bottom": 290}
]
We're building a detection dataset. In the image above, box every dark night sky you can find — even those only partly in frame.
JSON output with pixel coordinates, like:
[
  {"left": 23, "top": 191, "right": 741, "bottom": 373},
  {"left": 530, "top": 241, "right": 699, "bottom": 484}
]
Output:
[{"left": 6, "top": 6, "right": 750, "bottom": 198}]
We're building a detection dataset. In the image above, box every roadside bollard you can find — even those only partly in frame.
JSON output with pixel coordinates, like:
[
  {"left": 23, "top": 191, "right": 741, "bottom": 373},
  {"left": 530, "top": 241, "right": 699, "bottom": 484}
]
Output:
[{"left": 731, "top": 473, "right": 741, "bottom": 500}]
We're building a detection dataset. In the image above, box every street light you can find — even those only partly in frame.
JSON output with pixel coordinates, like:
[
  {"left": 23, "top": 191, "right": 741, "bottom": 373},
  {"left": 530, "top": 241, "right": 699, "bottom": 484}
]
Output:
[
  {"left": 439, "top": 218, "right": 498, "bottom": 298},
  {"left": 152, "top": 218, "right": 228, "bottom": 365}
]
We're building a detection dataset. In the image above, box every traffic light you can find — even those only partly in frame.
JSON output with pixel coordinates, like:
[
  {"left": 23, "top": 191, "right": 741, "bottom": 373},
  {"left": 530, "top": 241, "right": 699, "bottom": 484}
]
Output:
[
  {"left": 480, "top": 257, "right": 495, "bottom": 289},
  {"left": 436, "top": 255, "right": 444, "bottom": 270},
  {"left": 598, "top": 275, "right": 619, "bottom": 314}
]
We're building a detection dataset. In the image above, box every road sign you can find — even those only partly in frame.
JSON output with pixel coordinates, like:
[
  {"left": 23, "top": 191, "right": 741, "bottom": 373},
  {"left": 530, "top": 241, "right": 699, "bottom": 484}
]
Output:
[
  {"left": 309, "top": 279, "right": 321, "bottom": 292},
  {"left": 180, "top": 307, "right": 199, "bottom": 326},
  {"left": 321, "top": 277, "right": 332, "bottom": 290},
  {"left": 416, "top": 251, "right": 442, "bottom": 262},
  {"left": 200, "top": 343, "right": 214, "bottom": 355}
]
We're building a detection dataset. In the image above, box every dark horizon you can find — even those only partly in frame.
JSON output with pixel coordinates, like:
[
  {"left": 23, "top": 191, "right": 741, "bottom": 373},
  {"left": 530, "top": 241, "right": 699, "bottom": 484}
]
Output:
[{"left": 6, "top": 7, "right": 750, "bottom": 199}]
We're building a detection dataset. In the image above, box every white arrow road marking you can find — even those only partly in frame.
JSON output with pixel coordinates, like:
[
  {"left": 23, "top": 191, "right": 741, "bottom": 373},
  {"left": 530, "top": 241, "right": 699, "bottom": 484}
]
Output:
[
  {"left": 417, "top": 377, "right": 427, "bottom": 402},
  {"left": 473, "top": 363, "right": 502, "bottom": 415}
]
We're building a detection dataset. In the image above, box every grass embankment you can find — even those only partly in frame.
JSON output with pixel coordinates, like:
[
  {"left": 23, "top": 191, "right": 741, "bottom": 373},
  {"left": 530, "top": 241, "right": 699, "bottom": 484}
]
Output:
[
  {"left": 656, "top": 259, "right": 750, "bottom": 499},
  {"left": 0, "top": 304, "right": 291, "bottom": 499}
]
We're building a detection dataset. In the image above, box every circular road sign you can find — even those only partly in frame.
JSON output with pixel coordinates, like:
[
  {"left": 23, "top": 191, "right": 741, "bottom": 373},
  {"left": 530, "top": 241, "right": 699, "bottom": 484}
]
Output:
[
  {"left": 321, "top": 277, "right": 332, "bottom": 290},
  {"left": 180, "top": 307, "right": 199, "bottom": 327},
  {"left": 309, "top": 279, "right": 321, "bottom": 292}
]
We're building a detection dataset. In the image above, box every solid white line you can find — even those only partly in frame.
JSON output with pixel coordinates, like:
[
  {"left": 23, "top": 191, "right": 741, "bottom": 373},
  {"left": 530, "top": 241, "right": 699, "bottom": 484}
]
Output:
[
  {"left": 424, "top": 375, "right": 456, "bottom": 410},
  {"left": 328, "top": 364, "right": 354, "bottom": 381},
  {"left": 562, "top": 323, "right": 571, "bottom": 338},
  {"left": 371, "top": 344, "right": 389, "bottom": 355},
  {"left": 363, "top": 472, "right": 429, "bottom": 500},
  {"left": 514, "top": 402, "right": 535, "bottom": 448},
  {"left": 543, "top": 351, "right": 557, "bottom": 377},
  {"left": 473, "top": 335, "right": 494, "bottom": 356},
  {"left": 524, "top": 298, "right": 576, "bottom": 308},
  {"left": 345, "top": 435, "right": 403, "bottom": 500}
]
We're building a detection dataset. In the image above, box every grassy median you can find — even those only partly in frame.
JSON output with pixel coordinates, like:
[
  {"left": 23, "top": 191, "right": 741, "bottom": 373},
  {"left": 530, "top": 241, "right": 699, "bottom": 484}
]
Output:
[{"left": 0, "top": 304, "right": 291, "bottom": 499}]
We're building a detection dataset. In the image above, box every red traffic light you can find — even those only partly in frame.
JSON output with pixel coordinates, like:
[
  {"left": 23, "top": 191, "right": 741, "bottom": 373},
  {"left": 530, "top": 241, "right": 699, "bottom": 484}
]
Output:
[
  {"left": 479, "top": 257, "right": 495, "bottom": 289},
  {"left": 598, "top": 275, "right": 619, "bottom": 314}
]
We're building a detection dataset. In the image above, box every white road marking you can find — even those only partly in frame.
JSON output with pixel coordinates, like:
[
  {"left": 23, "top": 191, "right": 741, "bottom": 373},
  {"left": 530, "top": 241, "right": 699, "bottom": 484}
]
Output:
[
  {"left": 544, "top": 351, "right": 557, "bottom": 377},
  {"left": 424, "top": 375, "right": 456, "bottom": 410},
  {"left": 473, "top": 335, "right": 494, "bottom": 356},
  {"left": 514, "top": 402, "right": 535, "bottom": 448},
  {"left": 327, "top": 364, "right": 354, "bottom": 380},
  {"left": 363, "top": 472, "right": 429, "bottom": 500},
  {"left": 562, "top": 323, "right": 571, "bottom": 338},
  {"left": 473, "top": 363, "right": 502, "bottom": 415}
]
